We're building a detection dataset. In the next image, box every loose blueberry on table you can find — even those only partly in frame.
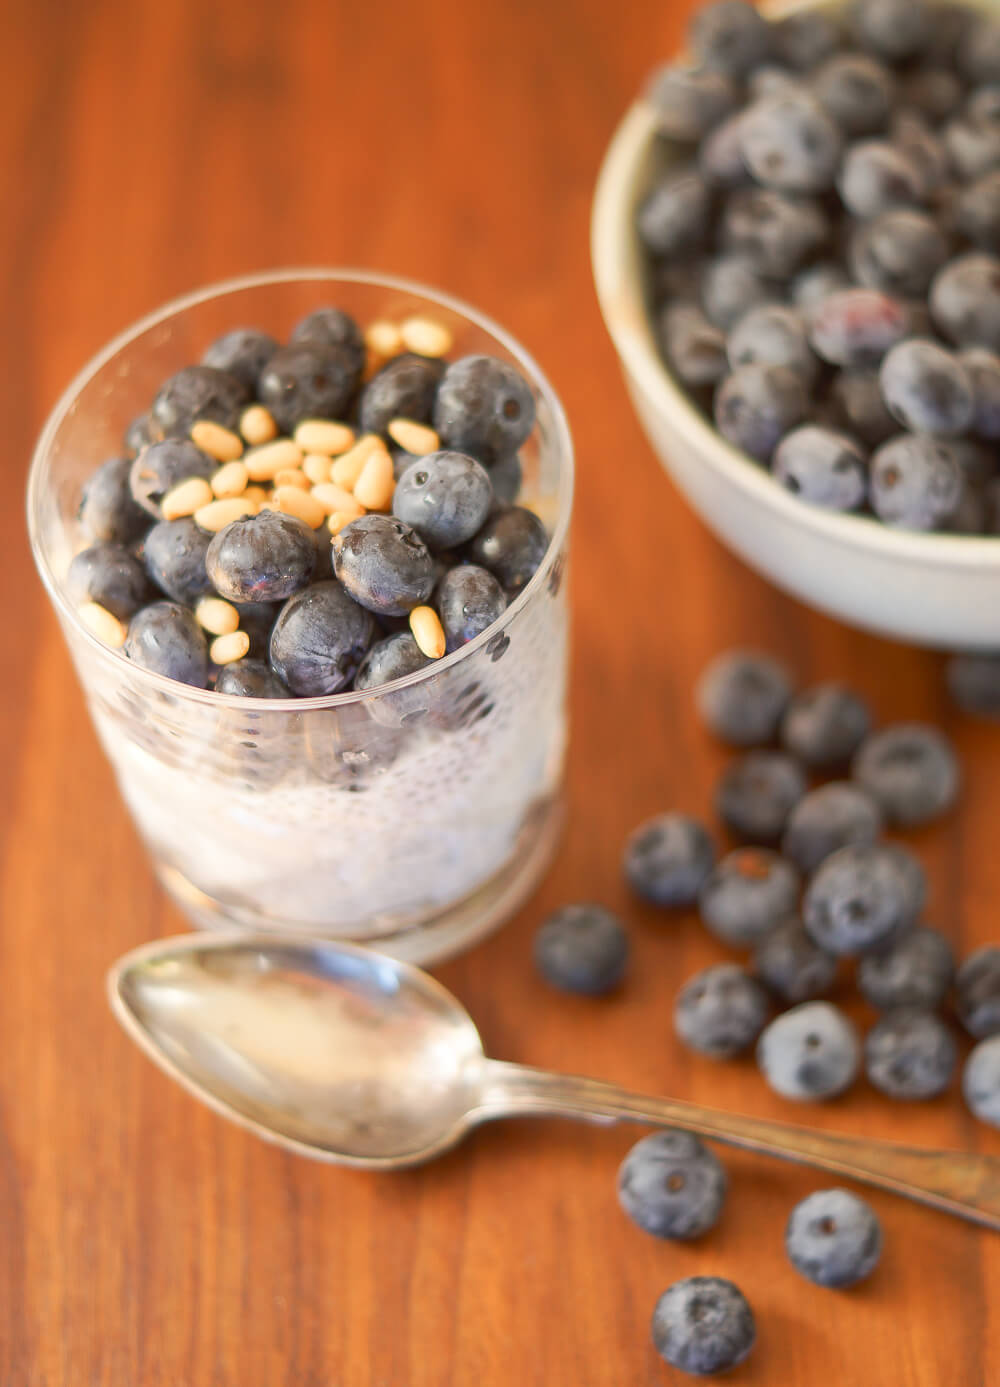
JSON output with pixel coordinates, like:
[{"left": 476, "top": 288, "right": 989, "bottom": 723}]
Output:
[
  {"left": 785, "top": 1188, "right": 882, "bottom": 1288},
  {"left": 618, "top": 1130, "right": 727, "bottom": 1240}
]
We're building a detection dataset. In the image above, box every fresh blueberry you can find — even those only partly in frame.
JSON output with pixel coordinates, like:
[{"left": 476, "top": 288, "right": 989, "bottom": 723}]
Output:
[
  {"left": 870, "top": 435, "right": 964, "bottom": 531},
  {"left": 953, "top": 171, "right": 1000, "bottom": 255},
  {"left": 959, "top": 349, "right": 1000, "bottom": 438},
  {"left": 944, "top": 106, "right": 1000, "bottom": 182},
  {"left": 791, "top": 262, "right": 851, "bottom": 313},
  {"left": 699, "top": 113, "right": 755, "bottom": 190},
  {"left": 331, "top": 514, "right": 436, "bottom": 618},
  {"left": 754, "top": 919, "right": 838, "bottom": 1004},
  {"left": 898, "top": 108, "right": 953, "bottom": 189},
  {"left": 435, "top": 565, "right": 507, "bottom": 652},
  {"left": 781, "top": 782, "right": 882, "bottom": 876},
  {"left": 359, "top": 352, "right": 446, "bottom": 437},
  {"left": 143, "top": 517, "right": 214, "bottom": 605},
  {"left": 201, "top": 328, "right": 278, "bottom": 393},
  {"left": 898, "top": 67, "right": 964, "bottom": 125},
  {"left": 391, "top": 450, "right": 493, "bottom": 550},
  {"left": 956, "top": 946, "right": 1000, "bottom": 1039},
  {"left": 289, "top": 306, "right": 364, "bottom": 356},
  {"left": 785, "top": 1189, "right": 882, "bottom": 1287},
  {"left": 715, "top": 751, "right": 807, "bottom": 843},
  {"left": 838, "top": 140, "right": 927, "bottom": 221},
  {"left": 67, "top": 542, "right": 152, "bottom": 621},
  {"left": 129, "top": 440, "right": 215, "bottom": 518},
  {"left": 660, "top": 304, "right": 728, "bottom": 386},
  {"left": 637, "top": 166, "right": 713, "bottom": 257},
  {"left": 857, "top": 925, "right": 955, "bottom": 1011},
  {"left": 803, "top": 842, "right": 924, "bottom": 956},
  {"left": 432, "top": 355, "right": 535, "bottom": 467},
  {"left": 618, "top": 1131, "right": 727, "bottom": 1241},
  {"left": 700, "top": 254, "right": 774, "bottom": 330},
  {"left": 124, "top": 601, "right": 208, "bottom": 687},
  {"left": 757, "top": 1000, "right": 861, "bottom": 1100},
  {"left": 689, "top": 0, "right": 771, "bottom": 76},
  {"left": 851, "top": 722, "right": 960, "bottom": 826},
  {"left": 773, "top": 10, "right": 843, "bottom": 71},
  {"left": 354, "top": 631, "right": 431, "bottom": 692},
  {"left": 151, "top": 364, "right": 249, "bottom": 438},
  {"left": 727, "top": 305, "right": 818, "bottom": 385},
  {"left": 269, "top": 580, "right": 377, "bottom": 696},
  {"left": 851, "top": 0, "right": 930, "bottom": 62},
  {"left": 719, "top": 188, "right": 829, "bottom": 279},
  {"left": 206, "top": 510, "right": 317, "bottom": 604},
  {"left": 738, "top": 92, "right": 842, "bottom": 193},
  {"left": 848, "top": 210, "right": 948, "bottom": 299},
  {"left": 959, "top": 16, "right": 1000, "bottom": 86},
  {"left": 236, "top": 599, "right": 282, "bottom": 659},
  {"left": 814, "top": 54, "right": 895, "bottom": 138},
  {"left": 827, "top": 371, "right": 897, "bottom": 448},
  {"left": 963, "top": 1035, "right": 1000, "bottom": 1127},
  {"left": 947, "top": 651, "right": 1000, "bottom": 717},
  {"left": 624, "top": 812, "right": 715, "bottom": 907},
  {"left": 124, "top": 413, "right": 153, "bottom": 457},
  {"left": 651, "top": 1276, "right": 755, "bottom": 1377},
  {"left": 809, "top": 289, "right": 911, "bottom": 369},
  {"left": 699, "top": 847, "right": 800, "bottom": 947},
  {"left": 214, "top": 657, "right": 289, "bottom": 698},
  {"left": 257, "top": 343, "right": 363, "bottom": 434},
  {"left": 878, "top": 340, "right": 974, "bottom": 437},
  {"left": 645, "top": 63, "right": 739, "bottom": 142},
  {"left": 487, "top": 451, "right": 523, "bottom": 507},
  {"left": 464, "top": 505, "right": 548, "bottom": 594},
  {"left": 773, "top": 425, "right": 868, "bottom": 511},
  {"left": 865, "top": 1009, "right": 957, "bottom": 1100},
  {"left": 79, "top": 455, "right": 150, "bottom": 545},
  {"left": 930, "top": 253, "right": 1000, "bottom": 351},
  {"left": 533, "top": 903, "right": 629, "bottom": 996},
  {"left": 781, "top": 683, "right": 871, "bottom": 769},
  {"left": 714, "top": 364, "right": 808, "bottom": 461},
  {"left": 696, "top": 649, "right": 792, "bottom": 747},
  {"left": 747, "top": 64, "right": 800, "bottom": 100},
  {"left": 674, "top": 962, "right": 770, "bottom": 1059}
]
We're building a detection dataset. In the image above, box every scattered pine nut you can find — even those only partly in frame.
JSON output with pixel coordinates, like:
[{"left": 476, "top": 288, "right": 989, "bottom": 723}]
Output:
[
  {"left": 79, "top": 601, "right": 127, "bottom": 649},
  {"left": 400, "top": 315, "right": 453, "bottom": 358},
  {"left": 365, "top": 320, "right": 403, "bottom": 357},
  {"left": 210, "top": 630, "right": 251, "bottom": 665},
  {"left": 311, "top": 481, "right": 364, "bottom": 515},
  {"left": 293, "top": 419, "right": 355, "bottom": 455},
  {"left": 195, "top": 496, "right": 258, "bottom": 531},
  {"left": 353, "top": 448, "right": 396, "bottom": 510},
  {"left": 243, "top": 485, "right": 268, "bottom": 506},
  {"left": 331, "top": 434, "right": 384, "bottom": 490},
  {"left": 191, "top": 419, "right": 244, "bottom": 462},
  {"left": 240, "top": 404, "right": 278, "bottom": 446},
  {"left": 387, "top": 418, "right": 439, "bottom": 455},
  {"left": 210, "top": 460, "right": 249, "bottom": 498},
  {"left": 327, "top": 508, "right": 364, "bottom": 535},
  {"left": 302, "top": 453, "right": 333, "bottom": 484},
  {"left": 273, "top": 485, "right": 326, "bottom": 529},
  {"left": 245, "top": 438, "right": 303, "bottom": 480},
  {"left": 274, "top": 467, "right": 310, "bottom": 490},
  {"left": 195, "top": 596, "right": 240, "bottom": 636},
  {"left": 409, "top": 605, "right": 446, "bottom": 659},
  {"left": 162, "top": 476, "right": 214, "bottom": 521}
]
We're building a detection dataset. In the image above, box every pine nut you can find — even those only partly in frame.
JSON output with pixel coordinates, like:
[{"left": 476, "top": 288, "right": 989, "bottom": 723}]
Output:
[
  {"left": 273, "top": 485, "right": 326, "bottom": 529},
  {"left": 365, "top": 320, "right": 403, "bottom": 357},
  {"left": 353, "top": 448, "right": 395, "bottom": 510},
  {"left": 302, "top": 453, "right": 333, "bottom": 484},
  {"left": 387, "top": 418, "right": 439, "bottom": 455},
  {"left": 330, "top": 434, "right": 384, "bottom": 490},
  {"left": 327, "top": 508, "right": 364, "bottom": 535},
  {"left": 400, "top": 316, "right": 453, "bottom": 358},
  {"left": 194, "top": 596, "right": 240, "bottom": 636},
  {"left": 409, "top": 605, "right": 446, "bottom": 659},
  {"left": 191, "top": 419, "right": 244, "bottom": 462},
  {"left": 243, "top": 485, "right": 268, "bottom": 506},
  {"left": 210, "top": 630, "right": 250, "bottom": 665},
  {"left": 210, "top": 460, "right": 249, "bottom": 498},
  {"left": 240, "top": 405, "right": 278, "bottom": 446},
  {"left": 195, "top": 497, "right": 258, "bottom": 532},
  {"left": 245, "top": 438, "right": 303, "bottom": 480},
  {"left": 162, "top": 476, "right": 214, "bottom": 521},
  {"left": 274, "top": 467, "right": 309, "bottom": 490},
  {"left": 311, "top": 481, "right": 363, "bottom": 514},
  {"left": 293, "top": 419, "right": 356, "bottom": 455},
  {"left": 79, "top": 601, "right": 127, "bottom": 649}
]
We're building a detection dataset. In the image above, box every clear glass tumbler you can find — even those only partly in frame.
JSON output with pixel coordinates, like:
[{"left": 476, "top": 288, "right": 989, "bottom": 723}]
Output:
[{"left": 28, "top": 270, "right": 573, "bottom": 964}]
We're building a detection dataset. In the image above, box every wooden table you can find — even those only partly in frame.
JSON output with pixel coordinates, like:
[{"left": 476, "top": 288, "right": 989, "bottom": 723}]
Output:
[{"left": 6, "top": 0, "right": 1000, "bottom": 1381}]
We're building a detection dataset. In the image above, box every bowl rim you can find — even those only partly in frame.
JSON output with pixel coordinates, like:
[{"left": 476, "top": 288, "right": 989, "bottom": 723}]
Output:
[{"left": 27, "top": 266, "right": 575, "bottom": 711}]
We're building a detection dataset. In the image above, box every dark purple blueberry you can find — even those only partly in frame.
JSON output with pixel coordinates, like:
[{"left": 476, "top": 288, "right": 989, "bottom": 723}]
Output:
[
  {"left": 391, "top": 450, "right": 493, "bottom": 550},
  {"left": 143, "top": 517, "right": 214, "bottom": 605},
  {"left": 753, "top": 919, "right": 838, "bottom": 1004},
  {"left": 533, "top": 903, "right": 629, "bottom": 996},
  {"left": 947, "top": 651, "right": 1000, "bottom": 717},
  {"left": 957, "top": 947, "right": 1000, "bottom": 1039},
  {"left": 699, "top": 113, "right": 754, "bottom": 189},
  {"left": 696, "top": 648, "right": 793, "bottom": 746},
  {"left": 660, "top": 304, "right": 728, "bottom": 387},
  {"left": 930, "top": 253, "right": 1000, "bottom": 351},
  {"left": 700, "top": 254, "right": 774, "bottom": 330},
  {"left": 624, "top": 812, "right": 715, "bottom": 907},
  {"left": 714, "top": 364, "right": 808, "bottom": 461},
  {"left": 809, "top": 288, "right": 910, "bottom": 368},
  {"left": 827, "top": 371, "right": 897, "bottom": 447},
  {"left": 960, "top": 349, "right": 1000, "bottom": 437},
  {"left": 432, "top": 355, "right": 536, "bottom": 467},
  {"left": 791, "top": 262, "right": 850, "bottom": 313},
  {"left": 781, "top": 781, "right": 883, "bottom": 876},
  {"left": 674, "top": 963, "right": 770, "bottom": 1060},
  {"left": 803, "top": 842, "right": 924, "bottom": 956},
  {"left": 719, "top": 188, "right": 829, "bottom": 279},
  {"left": 651, "top": 1277, "right": 756, "bottom": 1377},
  {"left": 715, "top": 750, "right": 807, "bottom": 843},
  {"left": 837, "top": 140, "right": 927, "bottom": 220},
  {"left": 214, "top": 657, "right": 289, "bottom": 698},
  {"left": 852, "top": 722, "right": 959, "bottom": 826},
  {"left": 359, "top": 352, "right": 446, "bottom": 437},
  {"left": 898, "top": 67, "right": 964, "bottom": 125},
  {"left": 748, "top": 65, "right": 799, "bottom": 99},
  {"left": 690, "top": 0, "right": 771, "bottom": 77},
  {"left": 331, "top": 513, "right": 435, "bottom": 617},
  {"left": 954, "top": 171, "right": 1000, "bottom": 256},
  {"left": 488, "top": 451, "right": 523, "bottom": 507},
  {"left": 698, "top": 847, "right": 800, "bottom": 947},
  {"left": 618, "top": 1131, "right": 727, "bottom": 1241},
  {"left": 644, "top": 62, "right": 740, "bottom": 142},
  {"left": 879, "top": 339, "right": 974, "bottom": 437},
  {"left": 958, "top": 16, "right": 1000, "bottom": 86},
  {"left": 206, "top": 511, "right": 317, "bottom": 604},
  {"left": 727, "top": 305, "right": 818, "bottom": 385},
  {"left": 758, "top": 1001, "right": 861, "bottom": 1099},
  {"left": 201, "top": 329, "right": 278, "bottom": 392},
  {"left": 637, "top": 166, "right": 712, "bottom": 257},
  {"left": 964, "top": 1036, "right": 1000, "bottom": 1126},
  {"left": 858, "top": 926, "right": 955, "bottom": 1011},
  {"left": 814, "top": 54, "right": 895, "bottom": 137},
  {"left": 269, "top": 580, "right": 377, "bottom": 696},
  {"left": 354, "top": 631, "right": 432, "bottom": 691},
  {"left": 79, "top": 455, "right": 150, "bottom": 544},
  {"left": 289, "top": 306, "right": 364, "bottom": 356},
  {"left": 944, "top": 107, "right": 1000, "bottom": 182},
  {"left": 865, "top": 1009, "right": 957, "bottom": 1100},
  {"left": 124, "top": 601, "right": 208, "bottom": 687},
  {"left": 151, "top": 364, "right": 250, "bottom": 438},
  {"left": 257, "top": 343, "right": 363, "bottom": 433},
  {"left": 890, "top": 111, "right": 951, "bottom": 192},
  {"left": 773, "top": 10, "right": 842, "bottom": 71},
  {"left": 124, "top": 413, "right": 153, "bottom": 457},
  {"left": 780, "top": 683, "right": 871, "bottom": 769},
  {"left": 772, "top": 425, "right": 868, "bottom": 511},
  {"left": 870, "top": 435, "right": 964, "bottom": 530},
  {"left": 851, "top": 0, "right": 930, "bottom": 62},
  {"left": 67, "top": 542, "right": 152, "bottom": 621},
  {"left": 848, "top": 210, "right": 948, "bottom": 297},
  {"left": 785, "top": 1189, "right": 881, "bottom": 1287},
  {"left": 129, "top": 440, "right": 215, "bottom": 518},
  {"left": 435, "top": 564, "right": 507, "bottom": 652},
  {"left": 464, "top": 505, "right": 548, "bottom": 595},
  {"left": 738, "top": 93, "right": 843, "bottom": 193},
  {"left": 236, "top": 600, "right": 281, "bottom": 658}
]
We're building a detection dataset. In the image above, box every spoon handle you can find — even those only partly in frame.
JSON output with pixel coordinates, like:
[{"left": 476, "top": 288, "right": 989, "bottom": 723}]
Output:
[{"left": 478, "top": 1061, "right": 1000, "bottom": 1231}]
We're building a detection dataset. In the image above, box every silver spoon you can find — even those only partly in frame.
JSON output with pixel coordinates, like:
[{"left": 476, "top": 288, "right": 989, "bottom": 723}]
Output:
[{"left": 109, "top": 932, "right": 1000, "bottom": 1230}]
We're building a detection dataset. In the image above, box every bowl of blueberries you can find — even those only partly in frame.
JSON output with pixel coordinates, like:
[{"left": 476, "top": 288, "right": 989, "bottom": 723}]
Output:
[{"left": 592, "top": 0, "right": 1000, "bottom": 649}]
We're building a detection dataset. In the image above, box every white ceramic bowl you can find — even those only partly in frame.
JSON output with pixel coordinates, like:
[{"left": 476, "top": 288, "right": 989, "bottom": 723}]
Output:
[{"left": 591, "top": 22, "right": 1000, "bottom": 651}]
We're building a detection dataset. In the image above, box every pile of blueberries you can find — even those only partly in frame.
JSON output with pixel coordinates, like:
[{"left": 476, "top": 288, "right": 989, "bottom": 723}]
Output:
[{"left": 639, "top": 0, "right": 1000, "bottom": 533}]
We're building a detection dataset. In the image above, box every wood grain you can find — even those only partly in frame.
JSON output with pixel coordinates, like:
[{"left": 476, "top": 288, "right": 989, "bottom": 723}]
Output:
[{"left": 5, "top": 0, "right": 1000, "bottom": 1381}]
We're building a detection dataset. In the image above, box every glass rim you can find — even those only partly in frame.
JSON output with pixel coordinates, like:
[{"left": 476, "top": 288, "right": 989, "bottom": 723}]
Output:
[{"left": 27, "top": 266, "right": 575, "bottom": 712}]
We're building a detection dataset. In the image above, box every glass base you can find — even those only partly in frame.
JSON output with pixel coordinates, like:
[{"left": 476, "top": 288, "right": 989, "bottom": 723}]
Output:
[{"left": 155, "top": 792, "right": 564, "bottom": 967}]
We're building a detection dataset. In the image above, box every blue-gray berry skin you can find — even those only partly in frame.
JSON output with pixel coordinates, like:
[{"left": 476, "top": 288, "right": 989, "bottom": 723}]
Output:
[
  {"left": 727, "top": 306, "right": 818, "bottom": 385},
  {"left": 837, "top": 141, "right": 927, "bottom": 221},
  {"left": 892, "top": 111, "right": 952, "bottom": 191},
  {"left": 143, "top": 517, "right": 215, "bottom": 606},
  {"left": 201, "top": 328, "right": 278, "bottom": 393},
  {"left": 354, "top": 631, "right": 431, "bottom": 692},
  {"left": 851, "top": 723, "right": 959, "bottom": 826},
  {"left": 124, "top": 413, "right": 153, "bottom": 457},
  {"left": 214, "top": 657, "right": 289, "bottom": 698},
  {"left": 963, "top": 1035, "right": 1000, "bottom": 1127},
  {"left": 858, "top": 926, "right": 955, "bottom": 1012},
  {"left": 701, "top": 254, "right": 774, "bottom": 330},
  {"left": 618, "top": 1131, "right": 727, "bottom": 1241},
  {"left": 959, "top": 349, "right": 1000, "bottom": 439},
  {"left": 943, "top": 108, "right": 1000, "bottom": 182},
  {"left": 79, "top": 455, "right": 150, "bottom": 545},
  {"left": 690, "top": 0, "right": 771, "bottom": 77},
  {"left": 956, "top": 947, "right": 1000, "bottom": 1039},
  {"left": 464, "top": 506, "right": 548, "bottom": 595},
  {"left": 359, "top": 353, "right": 445, "bottom": 437},
  {"left": 645, "top": 63, "right": 739, "bottom": 142},
  {"left": 757, "top": 1001, "right": 861, "bottom": 1100},
  {"left": 699, "top": 847, "right": 800, "bottom": 947},
  {"left": 720, "top": 188, "right": 829, "bottom": 279},
  {"left": 331, "top": 514, "right": 436, "bottom": 617},
  {"left": 898, "top": 67, "right": 963, "bottom": 125},
  {"left": 124, "top": 601, "right": 208, "bottom": 687},
  {"left": 781, "top": 683, "right": 870, "bottom": 770},
  {"left": 748, "top": 64, "right": 799, "bottom": 100},
  {"left": 289, "top": 306, "right": 364, "bottom": 354},
  {"left": 814, "top": 54, "right": 895, "bottom": 138},
  {"left": 660, "top": 304, "right": 728, "bottom": 387},
  {"left": 715, "top": 750, "right": 807, "bottom": 843},
  {"left": 699, "top": 114, "right": 754, "bottom": 190},
  {"left": 129, "top": 440, "right": 216, "bottom": 518},
  {"left": 637, "top": 167, "right": 712, "bottom": 257},
  {"left": 738, "top": 93, "right": 842, "bottom": 193},
  {"left": 487, "top": 451, "right": 523, "bottom": 507},
  {"left": 754, "top": 918, "right": 838, "bottom": 1004},
  {"left": 269, "top": 581, "right": 377, "bottom": 696},
  {"left": 774, "top": 10, "right": 843, "bottom": 71},
  {"left": 852, "top": 0, "right": 930, "bottom": 62},
  {"left": 432, "top": 355, "right": 535, "bottom": 467},
  {"left": 151, "top": 364, "right": 250, "bottom": 438},
  {"left": 827, "top": 371, "right": 897, "bottom": 448},
  {"left": 954, "top": 171, "right": 1000, "bottom": 255},
  {"left": 257, "top": 343, "right": 363, "bottom": 434},
  {"left": 206, "top": 511, "right": 317, "bottom": 604},
  {"left": 696, "top": 649, "right": 793, "bottom": 747},
  {"left": 865, "top": 1009, "right": 957, "bottom": 1100},
  {"left": 809, "top": 289, "right": 911, "bottom": 369},
  {"left": 791, "top": 262, "right": 850, "bottom": 313},
  {"left": 947, "top": 651, "right": 1000, "bottom": 717},
  {"left": 785, "top": 1189, "right": 882, "bottom": 1287},
  {"left": 781, "top": 781, "right": 883, "bottom": 877},
  {"left": 930, "top": 254, "right": 1000, "bottom": 351},
  {"left": 714, "top": 364, "right": 808, "bottom": 462},
  {"left": 533, "top": 904, "right": 628, "bottom": 996},
  {"left": 870, "top": 435, "right": 964, "bottom": 531},
  {"left": 773, "top": 425, "right": 868, "bottom": 511},
  {"left": 236, "top": 600, "right": 281, "bottom": 659},
  {"left": 803, "top": 842, "right": 924, "bottom": 956},
  {"left": 624, "top": 812, "right": 715, "bottom": 907},
  {"left": 879, "top": 340, "right": 974, "bottom": 437},
  {"left": 675, "top": 963, "right": 770, "bottom": 1059},
  {"left": 651, "top": 1277, "right": 755, "bottom": 1376},
  {"left": 67, "top": 543, "right": 152, "bottom": 622},
  {"left": 435, "top": 565, "right": 507, "bottom": 652},
  {"left": 391, "top": 451, "right": 493, "bottom": 551},
  {"left": 848, "top": 210, "right": 948, "bottom": 299}
]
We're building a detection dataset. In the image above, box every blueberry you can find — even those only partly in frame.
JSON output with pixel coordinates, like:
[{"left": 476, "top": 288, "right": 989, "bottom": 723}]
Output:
[
  {"left": 699, "top": 113, "right": 754, "bottom": 190},
  {"left": 699, "top": 847, "right": 800, "bottom": 947},
  {"left": 236, "top": 599, "right": 282, "bottom": 659},
  {"left": 124, "top": 413, "right": 153, "bottom": 457},
  {"left": 674, "top": 962, "right": 770, "bottom": 1059},
  {"left": 879, "top": 339, "right": 974, "bottom": 437},
  {"left": 754, "top": 919, "right": 838, "bottom": 1004},
  {"left": 432, "top": 355, "right": 535, "bottom": 467},
  {"left": 79, "top": 455, "right": 150, "bottom": 545},
  {"left": 959, "top": 16, "right": 1000, "bottom": 86},
  {"left": 747, "top": 64, "right": 800, "bottom": 100},
  {"left": 803, "top": 842, "right": 924, "bottom": 956},
  {"left": 890, "top": 111, "right": 951, "bottom": 193},
  {"left": 738, "top": 93, "right": 842, "bottom": 193},
  {"left": 652, "top": 1276, "right": 755, "bottom": 1376},
  {"left": 331, "top": 513, "right": 436, "bottom": 617},
  {"left": 848, "top": 210, "right": 948, "bottom": 299},
  {"left": 814, "top": 54, "right": 895, "bottom": 138},
  {"left": 963, "top": 1035, "right": 1000, "bottom": 1126},
  {"left": 757, "top": 1001, "right": 861, "bottom": 1100},
  {"left": 851, "top": 722, "right": 959, "bottom": 826},
  {"left": 826, "top": 371, "right": 897, "bottom": 448},
  {"left": 129, "top": 440, "right": 215, "bottom": 518},
  {"left": 700, "top": 254, "right": 774, "bottom": 330},
  {"left": 720, "top": 188, "right": 828, "bottom": 279},
  {"left": 354, "top": 630, "right": 431, "bottom": 692},
  {"left": 206, "top": 510, "right": 317, "bottom": 604},
  {"left": 865, "top": 1008, "right": 957, "bottom": 1100},
  {"left": 391, "top": 450, "right": 493, "bottom": 550},
  {"left": 930, "top": 253, "right": 1000, "bottom": 350},
  {"left": 637, "top": 166, "right": 713, "bottom": 257},
  {"left": 142, "top": 517, "right": 214, "bottom": 605},
  {"left": 773, "top": 10, "right": 843, "bottom": 71},
  {"left": 851, "top": 0, "right": 930, "bottom": 62},
  {"left": 791, "top": 262, "right": 851, "bottom": 313},
  {"left": 727, "top": 305, "right": 818, "bottom": 385},
  {"left": 809, "top": 288, "right": 911, "bottom": 369},
  {"left": 289, "top": 306, "right": 364, "bottom": 356},
  {"left": 151, "top": 364, "right": 250, "bottom": 438},
  {"left": 870, "top": 435, "right": 964, "bottom": 531},
  {"left": 781, "top": 683, "right": 871, "bottom": 769},
  {"left": 773, "top": 425, "right": 868, "bottom": 511},
  {"left": 714, "top": 364, "right": 808, "bottom": 461},
  {"left": 715, "top": 750, "right": 807, "bottom": 843},
  {"left": 124, "top": 601, "right": 208, "bottom": 687},
  {"left": 268, "top": 580, "right": 376, "bottom": 696},
  {"left": 214, "top": 657, "right": 289, "bottom": 698},
  {"left": 696, "top": 648, "right": 792, "bottom": 746},
  {"left": 952, "top": 171, "right": 1000, "bottom": 256},
  {"left": 464, "top": 505, "right": 548, "bottom": 594},
  {"left": 943, "top": 108, "right": 1000, "bottom": 182},
  {"left": 660, "top": 304, "right": 728, "bottom": 386},
  {"left": 956, "top": 946, "right": 1000, "bottom": 1039},
  {"left": 488, "top": 450, "right": 523, "bottom": 506},
  {"left": 857, "top": 925, "right": 955, "bottom": 1011},
  {"left": 201, "top": 328, "right": 278, "bottom": 393},
  {"left": 67, "top": 542, "right": 152, "bottom": 621},
  {"left": 624, "top": 812, "right": 715, "bottom": 907},
  {"left": 257, "top": 343, "right": 363, "bottom": 434},
  {"left": 618, "top": 1131, "right": 727, "bottom": 1241},
  {"left": 359, "top": 352, "right": 446, "bottom": 437},
  {"left": 958, "top": 349, "right": 1000, "bottom": 440},
  {"left": 785, "top": 1189, "right": 882, "bottom": 1287},
  {"left": 898, "top": 67, "right": 964, "bottom": 125},
  {"left": 435, "top": 564, "right": 507, "bottom": 652},
  {"left": 968, "top": 86, "right": 1000, "bottom": 126},
  {"left": 947, "top": 651, "right": 1000, "bottom": 716},
  {"left": 533, "top": 903, "right": 628, "bottom": 995},
  {"left": 689, "top": 0, "right": 771, "bottom": 77},
  {"left": 781, "top": 782, "right": 882, "bottom": 876},
  {"left": 645, "top": 63, "right": 740, "bottom": 142},
  {"left": 838, "top": 140, "right": 927, "bottom": 221}
]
